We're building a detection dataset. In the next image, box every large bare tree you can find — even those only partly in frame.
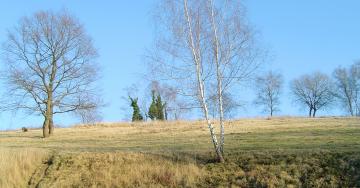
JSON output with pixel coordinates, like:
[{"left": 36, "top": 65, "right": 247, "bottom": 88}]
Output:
[
  {"left": 150, "top": 0, "right": 262, "bottom": 162},
  {"left": 254, "top": 71, "right": 283, "bottom": 117},
  {"left": 1, "top": 10, "right": 100, "bottom": 138},
  {"left": 333, "top": 62, "right": 360, "bottom": 116},
  {"left": 290, "top": 72, "right": 333, "bottom": 117}
]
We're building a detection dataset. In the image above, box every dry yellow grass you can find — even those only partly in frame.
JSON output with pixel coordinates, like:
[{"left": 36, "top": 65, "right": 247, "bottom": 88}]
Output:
[
  {"left": 0, "top": 148, "right": 48, "bottom": 188},
  {"left": 29, "top": 152, "right": 203, "bottom": 188},
  {"left": 1, "top": 117, "right": 359, "bottom": 153},
  {"left": 0, "top": 117, "right": 359, "bottom": 187}
]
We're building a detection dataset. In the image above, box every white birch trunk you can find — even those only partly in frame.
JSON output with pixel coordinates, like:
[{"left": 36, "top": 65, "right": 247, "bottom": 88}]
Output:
[
  {"left": 208, "top": 0, "right": 226, "bottom": 154},
  {"left": 183, "top": 0, "right": 224, "bottom": 162}
]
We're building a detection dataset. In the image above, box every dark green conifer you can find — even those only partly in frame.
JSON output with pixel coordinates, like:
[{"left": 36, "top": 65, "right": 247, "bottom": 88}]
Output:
[
  {"left": 130, "top": 97, "right": 143, "bottom": 122},
  {"left": 148, "top": 90, "right": 158, "bottom": 120},
  {"left": 155, "top": 94, "right": 165, "bottom": 120}
]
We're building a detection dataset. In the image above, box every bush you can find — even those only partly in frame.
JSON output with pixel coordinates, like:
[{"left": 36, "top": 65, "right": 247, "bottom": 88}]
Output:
[
  {"left": 21, "top": 127, "right": 28, "bottom": 132},
  {"left": 201, "top": 151, "right": 360, "bottom": 188}
]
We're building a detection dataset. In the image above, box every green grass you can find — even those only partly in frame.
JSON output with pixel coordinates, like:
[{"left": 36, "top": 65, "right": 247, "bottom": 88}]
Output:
[{"left": 0, "top": 117, "right": 359, "bottom": 187}]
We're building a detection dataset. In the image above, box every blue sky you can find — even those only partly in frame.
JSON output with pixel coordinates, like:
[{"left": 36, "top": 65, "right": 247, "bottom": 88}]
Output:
[{"left": 0, "top": 1, "right": 359, "bottom": 130}]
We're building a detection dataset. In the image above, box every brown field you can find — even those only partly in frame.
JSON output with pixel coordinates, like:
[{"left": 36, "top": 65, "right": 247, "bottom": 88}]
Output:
[{"left": 0, "top": 117, "right": 359, "bottom": 187}]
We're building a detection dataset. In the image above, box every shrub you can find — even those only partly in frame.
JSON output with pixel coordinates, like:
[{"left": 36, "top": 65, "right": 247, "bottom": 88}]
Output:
[{"left": 21, "top": 127, "right": 28, "bottom": 132}]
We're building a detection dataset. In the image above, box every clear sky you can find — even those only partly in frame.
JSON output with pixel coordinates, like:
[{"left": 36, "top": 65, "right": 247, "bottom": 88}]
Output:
[{"left": 0, "top": 0, "right": 359, "bottom": 130}]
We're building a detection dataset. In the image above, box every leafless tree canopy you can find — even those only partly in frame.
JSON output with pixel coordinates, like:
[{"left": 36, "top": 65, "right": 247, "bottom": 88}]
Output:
[
  {"left": 254, "top": 71, "right": 283, "bottom": 116},
  {"left": 208, "top": 91, "right": 239, "bottom": 119},
  {"left": 1, "top": 10, "right": 100, "bottom": 137},
  {"left": 290, "top": 72, "right": 334, "bottom": 117},
  {"left": 333, "top": 62, "right": 360, "bottom": 116},
  {"left": 75, "top": 108, "right": 103, "bottom": 125},
  {"left": 150, "top": 0, "right": 261, "bottom": 98}
]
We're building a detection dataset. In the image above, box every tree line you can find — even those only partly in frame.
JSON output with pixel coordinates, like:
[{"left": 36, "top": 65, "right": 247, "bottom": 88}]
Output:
[
  {"left": 129, "top": 89, "right": 166, "bottom": 121},
  {"left": 129, "top": 61, "right": 360, "bottom": 122},
  {"left": 253, "top": 63, "right": 360, "bottom": 118}
]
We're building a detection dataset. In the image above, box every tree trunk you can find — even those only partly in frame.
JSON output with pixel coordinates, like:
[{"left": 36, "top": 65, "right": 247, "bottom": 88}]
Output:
[
  {"left": 348, "top": 100, "right": 354, "bottom": 116},
  {"left": 270, "top": 95, "right": 273, "bottom": 117},
  {"left": 199, "top": 72, "right": 224, "bottom": 163},
  {"left": 198, "top": 64, "right": 224, "bottom": 163},
  {"left": 308, "top": 107, "right": 312, "bottom": 117},
  {"left": 44, "top": 91, "right": 54, "bottom": 137},
  {"left": 42, "top": 117, "right": 50, "bottom": 138},
  {"left": 312, "top": 108, "right": 316, "bottom": 117},
  {"left": 49, "top": 104, "right": 54, "bottom": 135},
  {"left": 208, "top": 0, "right": 225, "bottom": 155},
  {"left": 215, "top": 45, "right": 225, "bottom": 155}
]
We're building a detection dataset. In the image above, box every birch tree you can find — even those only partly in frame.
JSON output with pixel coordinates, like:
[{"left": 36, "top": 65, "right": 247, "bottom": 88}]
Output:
[
  {"left": 206, "top": 0, "right": 262, "bottom": 154},
  {"left": 1, "top": 10, "right": 100, "bottom": 138},
  {"left": 333, "top": 62, "right": 360, "bottom": 116},
  {"left": 151, "top": 0, "right": 262, "bottom": 162}
]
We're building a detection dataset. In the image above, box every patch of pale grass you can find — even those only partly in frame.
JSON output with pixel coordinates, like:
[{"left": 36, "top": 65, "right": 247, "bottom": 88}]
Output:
[
  {"left": 0, "top": 148, "right": 48, "bottom": 188},
  {"left": 34, "top": 152, "right": 204, "bottom": 188}
]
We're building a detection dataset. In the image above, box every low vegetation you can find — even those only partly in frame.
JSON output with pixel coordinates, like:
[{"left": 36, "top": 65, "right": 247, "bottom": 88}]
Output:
[
  {"left": 0, "top": 117, "right": 359, "bottom": 187},
  {"left": 0, "top": 148, "right": 48, "bottom": 188}
]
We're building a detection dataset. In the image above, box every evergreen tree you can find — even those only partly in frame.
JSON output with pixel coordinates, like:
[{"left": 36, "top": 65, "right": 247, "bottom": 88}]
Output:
[
  {"left": 155, "top": 94, "right": 165, "bottom": 120},
  {"left": 130, "top": 97, "right": 143, "bottom": 121},
  {"left": 148, "top": 90, "right": 158, "bottom": 120}
]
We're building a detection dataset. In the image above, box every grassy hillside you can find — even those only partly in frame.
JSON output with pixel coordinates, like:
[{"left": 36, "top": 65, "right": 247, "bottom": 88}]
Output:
[{"left": 0, "top": 117, "right": 359, "bottom": 187}]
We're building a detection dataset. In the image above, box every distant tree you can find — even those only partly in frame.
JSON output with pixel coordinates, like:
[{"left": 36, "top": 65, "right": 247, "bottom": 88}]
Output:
[
  {"left": 208, "top": 92, "right": 239, "bottom": 119},
  {"left": 75, "top": 108, "right": 103, "bottom": 125},
  {"left": 155, "top": 94, "right": 165, "bottom": 120},
  {"left": 121, "top": 84, "right": 148, "bottom": 121},
  {"left": 333, "top": 62, "right": 360, "bottom": 116},
  {"left": 1, "top": 10, "right": 100, "bottom": 138},
  {"left": 254, "top": 71, "right": 283, "bottom": 117},
  {"left": 291, "top": 72, "right": 334, "bottom": 117},
  {"left": 149, "top": 80, "right": 190, "bottom": 120},
  {"left": 130, "top": 97, "right": 143, "bottom": 121},
  {"left": 148, "top": 90, "right": 158, "bottom": 120}
]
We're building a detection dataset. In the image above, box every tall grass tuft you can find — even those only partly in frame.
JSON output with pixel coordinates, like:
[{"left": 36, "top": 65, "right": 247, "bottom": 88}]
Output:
[{"left": 0, "top": 148, "right": 48, "bottom": 188}]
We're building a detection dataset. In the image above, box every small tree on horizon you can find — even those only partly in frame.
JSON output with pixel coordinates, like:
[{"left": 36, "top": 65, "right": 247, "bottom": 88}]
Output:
[
  {"left": 291, "top": 72, "right": 334, "bottom": 117},
  {"left": 148, "top": 90, "right": 158, "bottom": 120},
  {"left": 155, "top": 93, "right": 165, "bottom": 120},
  {"left": 130, "top": 97, "right": 143, "bottom": 122},
  {"left": 333, "top": 62, "right": 360, "bottom": 116},
  {"left": 254, "top": 71, "right": 283, "bottom": 117}
]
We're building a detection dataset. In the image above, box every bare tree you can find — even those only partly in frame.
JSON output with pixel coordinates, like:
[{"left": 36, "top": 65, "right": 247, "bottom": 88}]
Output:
[
  {"left": 254, "top": 71, "right": 283, "bottom": 117},
  {"left": 333, "top": 62, "right": 360, "bottom": 116},
  {"left": 75, "top": 108, "right": 102, "bottom": 125},
  {"left": 1, "top": 10, "right": 100, "bottom": 138},
  {"left": 290, "top": 72, "right": 333, "bottom": 117},
  {"left": 150, "top": 0, "right": 262, "bottom": 162},
  {"left": 208, "top": 91, "right": 239, "bottom": 119}
]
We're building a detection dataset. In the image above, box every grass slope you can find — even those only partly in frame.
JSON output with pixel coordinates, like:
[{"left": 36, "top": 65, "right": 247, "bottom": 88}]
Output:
[{"left": 0, "top": 117, "right": 359, "bottom": 187}]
